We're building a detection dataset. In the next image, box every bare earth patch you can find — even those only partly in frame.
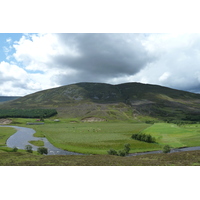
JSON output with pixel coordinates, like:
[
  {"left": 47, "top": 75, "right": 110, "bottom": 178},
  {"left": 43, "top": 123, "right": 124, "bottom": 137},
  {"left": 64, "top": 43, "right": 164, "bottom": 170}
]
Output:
[
  {"left": 0, "top": 119, "right": 12, "bottom": 124},
  {"left": 81, "top": 117, "right": 106, "bottom": 122}
]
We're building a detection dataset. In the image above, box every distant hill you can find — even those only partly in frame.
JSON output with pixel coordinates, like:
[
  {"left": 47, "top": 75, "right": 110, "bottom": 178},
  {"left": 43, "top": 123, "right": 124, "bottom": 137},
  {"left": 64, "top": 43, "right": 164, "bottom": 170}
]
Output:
[
  {"left": 1, "top": 82, "right": 200, "bottom": 122},
  {"left": 0, "top": 96, "right": 21, "bottom": 103}
]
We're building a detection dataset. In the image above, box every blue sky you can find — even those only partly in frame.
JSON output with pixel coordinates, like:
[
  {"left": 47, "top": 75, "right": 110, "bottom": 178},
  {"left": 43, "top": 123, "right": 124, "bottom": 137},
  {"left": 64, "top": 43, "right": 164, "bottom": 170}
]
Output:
[{"left": 0, "top": 33, "right": 23, "bottom": 62}]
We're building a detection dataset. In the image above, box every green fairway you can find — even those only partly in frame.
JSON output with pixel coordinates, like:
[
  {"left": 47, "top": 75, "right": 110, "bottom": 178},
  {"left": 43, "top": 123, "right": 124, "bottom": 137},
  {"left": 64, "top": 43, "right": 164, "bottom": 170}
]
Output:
[
  {"left": 142, "top": 123, "right": 200, "bottom": 148},
  {"left": 0, "top": 127, "right": 16, "bottom": 146}
]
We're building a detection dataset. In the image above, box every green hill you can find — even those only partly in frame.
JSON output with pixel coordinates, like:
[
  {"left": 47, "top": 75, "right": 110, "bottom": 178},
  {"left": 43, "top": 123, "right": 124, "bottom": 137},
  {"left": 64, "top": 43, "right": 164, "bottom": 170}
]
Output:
[{"left": 1, "top": 82, "right": 200, "bottom": 121}]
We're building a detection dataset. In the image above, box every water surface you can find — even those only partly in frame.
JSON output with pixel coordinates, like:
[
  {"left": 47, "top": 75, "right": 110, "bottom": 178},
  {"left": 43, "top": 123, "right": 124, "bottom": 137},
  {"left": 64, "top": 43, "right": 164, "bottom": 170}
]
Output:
[{"left": 0, "top": 125, "right": 82, "bottom": 155}]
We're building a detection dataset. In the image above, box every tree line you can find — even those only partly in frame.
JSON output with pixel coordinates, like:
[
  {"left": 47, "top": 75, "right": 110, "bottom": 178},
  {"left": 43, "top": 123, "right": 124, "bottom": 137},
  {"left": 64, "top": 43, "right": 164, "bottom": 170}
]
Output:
[
  {"left": 0, "top": 108, "right": 57, "bottom": 118},
  {"left": 131, "top": 133, "right": 156, "bottom": 143}
]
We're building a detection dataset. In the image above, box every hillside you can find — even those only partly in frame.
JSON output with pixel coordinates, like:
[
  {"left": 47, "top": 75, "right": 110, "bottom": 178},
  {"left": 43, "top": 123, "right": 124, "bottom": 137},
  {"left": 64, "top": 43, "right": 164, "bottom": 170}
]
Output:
[{"left": 1, "top": 82, "right": 200, "bottom": 121}]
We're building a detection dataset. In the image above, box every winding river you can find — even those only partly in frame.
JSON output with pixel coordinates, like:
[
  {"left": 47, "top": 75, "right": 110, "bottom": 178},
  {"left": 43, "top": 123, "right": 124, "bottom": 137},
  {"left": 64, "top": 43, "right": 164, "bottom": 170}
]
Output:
[
  {"left": 0, "top": 125, "right": 82, "bottom": 155},
  {"left": 1, "top": 125, "right": 200, "bottom": 156}
]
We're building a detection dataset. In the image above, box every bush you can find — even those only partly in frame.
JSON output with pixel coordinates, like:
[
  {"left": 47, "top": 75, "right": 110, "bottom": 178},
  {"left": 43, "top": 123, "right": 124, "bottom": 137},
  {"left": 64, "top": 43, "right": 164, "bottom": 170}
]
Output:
[
  {"left": 12, "top": 146, "right": 18, "bottom": 152},
  {"left": 37, "top": 147, "right": 48, "bottom": 155},
  {"left": 131, "top": 133, "right": 156, "bottom": 143},
  {"left": 108, "top": 144, "right": 131, "bottom": 156},
  {"left": 117, "top": 150, "right": 126, "bottom": 157},
  {"left": 25, "top": 145, "right": 33, "bottom": 153},
  {"left": 107, "top": 149, "right": 118, "bottom": 155},
  {"left": 163, "top": 145, "right": 171, "bottom": 153},
  {"left": 124, "top": 143, "right": 130, "bottom": 154}
]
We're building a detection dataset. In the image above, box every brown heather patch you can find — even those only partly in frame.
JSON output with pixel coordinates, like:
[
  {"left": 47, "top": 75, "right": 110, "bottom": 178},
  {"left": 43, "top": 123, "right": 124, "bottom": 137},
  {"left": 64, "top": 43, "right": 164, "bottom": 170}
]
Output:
[{"left": 1, "top": 151, "right": 200, "bottom": 166}]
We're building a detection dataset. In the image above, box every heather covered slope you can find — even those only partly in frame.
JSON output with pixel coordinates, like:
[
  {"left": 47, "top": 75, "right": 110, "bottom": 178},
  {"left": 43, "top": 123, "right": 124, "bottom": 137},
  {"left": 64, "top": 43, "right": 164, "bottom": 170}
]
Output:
[{"left": 1, "top": 82, "right": 200, "bottom": 121}]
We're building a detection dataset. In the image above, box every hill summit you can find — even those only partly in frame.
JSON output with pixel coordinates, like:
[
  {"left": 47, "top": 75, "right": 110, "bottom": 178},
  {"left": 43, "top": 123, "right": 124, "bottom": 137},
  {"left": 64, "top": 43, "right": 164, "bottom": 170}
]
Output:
[{"left": 1, "top": 82, "right": 200, "bottom": 121}]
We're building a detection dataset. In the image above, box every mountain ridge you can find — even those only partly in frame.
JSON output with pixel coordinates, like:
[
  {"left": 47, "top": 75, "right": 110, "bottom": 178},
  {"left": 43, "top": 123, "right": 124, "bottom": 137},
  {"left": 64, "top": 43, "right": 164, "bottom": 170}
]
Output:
[{"left": 1, "top": 82, "right": 200, "bottom": 121}]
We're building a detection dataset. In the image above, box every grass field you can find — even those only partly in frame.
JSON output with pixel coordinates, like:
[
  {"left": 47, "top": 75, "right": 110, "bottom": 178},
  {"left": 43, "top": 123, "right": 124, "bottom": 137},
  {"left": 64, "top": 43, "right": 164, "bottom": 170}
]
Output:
[
  {"left": 28, "top": 121, "right": 164, "bottom": 154},
  {"left": 142, "top": 123, "right": 200, "bottom": 148},
  {"left": 6, "top": 118, "right": 200, "bottom": 155},
  {"left": 0, "top": 127, "right": 16, "bottom": 146}
]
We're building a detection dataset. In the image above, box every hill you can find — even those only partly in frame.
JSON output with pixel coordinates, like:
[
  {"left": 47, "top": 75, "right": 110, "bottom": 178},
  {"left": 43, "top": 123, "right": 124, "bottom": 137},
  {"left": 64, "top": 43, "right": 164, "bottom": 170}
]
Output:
[
  {"left": 0, "top": 96, "right": 21, "bottom": 103},
  {"left": 1, "top": 82, "right": 200, "bottom": 121}
]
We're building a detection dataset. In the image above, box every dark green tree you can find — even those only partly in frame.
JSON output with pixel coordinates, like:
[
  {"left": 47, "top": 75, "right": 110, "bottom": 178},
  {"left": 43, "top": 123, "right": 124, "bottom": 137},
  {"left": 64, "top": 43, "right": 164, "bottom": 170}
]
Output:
[
  {"left": 37, "top": 147, "right": 48, "bottom": 155},
  {"left": 107, "top": 149, "right": 118, "bottom": 155},
  {"left": 25, "top": 145, "right": 33, "bottom": 153},
  {"left": 124, "top": 143, "right": 130, "bottom": 154},
  {"left": 163, "top": 145, "right": 171, "bottom": 153},
  {"left": 12, "top": 146, "right": 18, "bottom": 152}
]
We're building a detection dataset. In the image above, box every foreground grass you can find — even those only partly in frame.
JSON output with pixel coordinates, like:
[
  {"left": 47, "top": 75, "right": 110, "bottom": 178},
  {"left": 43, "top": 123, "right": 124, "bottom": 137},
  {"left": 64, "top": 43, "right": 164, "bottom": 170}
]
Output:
[{"left": 1, "top": 150, "right": 200, "bottom": 166}]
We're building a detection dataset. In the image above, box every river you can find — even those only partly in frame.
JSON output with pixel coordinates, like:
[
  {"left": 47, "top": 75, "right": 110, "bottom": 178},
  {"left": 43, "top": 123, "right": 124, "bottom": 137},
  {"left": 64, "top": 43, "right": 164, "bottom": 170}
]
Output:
[{"left": 0, "top": 125, "right": 82, "bottom": 155}]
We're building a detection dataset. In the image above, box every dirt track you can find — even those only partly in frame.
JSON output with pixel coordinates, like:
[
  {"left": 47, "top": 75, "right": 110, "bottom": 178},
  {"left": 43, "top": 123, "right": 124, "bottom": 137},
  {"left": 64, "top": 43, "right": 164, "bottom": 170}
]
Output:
[{"left": 0, "top": 119, "right": 12, "bottom": 124}]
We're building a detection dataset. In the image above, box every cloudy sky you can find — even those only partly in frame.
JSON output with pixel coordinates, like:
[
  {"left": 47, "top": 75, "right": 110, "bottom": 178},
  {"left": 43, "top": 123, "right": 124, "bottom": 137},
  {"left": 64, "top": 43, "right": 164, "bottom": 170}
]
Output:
[{"left": 1, "top": 33, "right": 200, "bottom": 96}]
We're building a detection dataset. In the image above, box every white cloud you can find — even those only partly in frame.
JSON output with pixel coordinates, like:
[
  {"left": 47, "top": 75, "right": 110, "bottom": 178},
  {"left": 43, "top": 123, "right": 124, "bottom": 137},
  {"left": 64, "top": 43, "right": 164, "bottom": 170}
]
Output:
[
  {"left": 159, "top": 72, "right": 170, "bottom": 82},
  {"left": 6, "top": 38, "right": 12, "bottom": 43},
  {"left": 130, "top": 33, "right": 200, "bottom": 92},
  {"left": 2, "top": 33, "right": 200, "bottom": 96}
]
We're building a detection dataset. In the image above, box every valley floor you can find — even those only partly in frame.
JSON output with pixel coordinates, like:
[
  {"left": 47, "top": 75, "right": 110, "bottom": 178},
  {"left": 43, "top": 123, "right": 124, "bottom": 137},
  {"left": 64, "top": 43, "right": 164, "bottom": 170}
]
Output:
[{"left": 1, "top": 118, "right": 200, "bottom": 165}]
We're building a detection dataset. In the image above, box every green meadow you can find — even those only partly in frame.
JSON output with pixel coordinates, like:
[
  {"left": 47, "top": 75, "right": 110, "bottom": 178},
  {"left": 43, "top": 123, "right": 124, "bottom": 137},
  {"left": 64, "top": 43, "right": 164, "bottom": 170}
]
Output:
[
  {"left": 0, "top": 127, "right": 16, "bottom": 146},
  {"left": 2, "top": 118, "right": 200, "bottom": 155},
  {"left": 142, "top": 123, "right": 200, "bottom": 148},
  {"left": 29, "top": 121, "right": 158, "bottom": 154}
]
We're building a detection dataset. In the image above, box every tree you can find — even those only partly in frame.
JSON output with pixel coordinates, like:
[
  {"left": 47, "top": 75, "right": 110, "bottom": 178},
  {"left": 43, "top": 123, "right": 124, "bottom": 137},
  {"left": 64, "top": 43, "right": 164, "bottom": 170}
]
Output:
[
  {"left": 163, "top": 145, "right": 171, "bottom": 153},
  {"left": 25, "top": 145, "right": 33, "bottom": 153},
  {"left": 124, "top": 143, "right": 130, "bottom": 154},
  {"left": 107, "top": 149, "right": 118, "bottom": 155},
  {"left": 37, "top": 147, "right": 48, "bottom": 155},
  {"left": 12, "top": 146, "right": 18, "bottom": 152},
  {"left": 117, "top": 150, "right": 126, "bottom": 157}
]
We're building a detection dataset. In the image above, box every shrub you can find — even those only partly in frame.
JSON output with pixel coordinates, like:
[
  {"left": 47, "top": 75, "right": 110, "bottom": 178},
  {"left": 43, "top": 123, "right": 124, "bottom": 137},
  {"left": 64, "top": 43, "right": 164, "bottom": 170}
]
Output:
[
  {"left": 25, "top": 145, "right": 33, "bottom": 153},
  {"left": 107, "top": 149, "right": 118, "bottom": 155},
  {"left": 108, "top": 144, "right": 131, "bottom": 156},
  {"left": 117, "top": 150, "right": 126, "bottom": 157},
  {"left": 124, "top": 143, "right": 130, "bottom": 154},
  {"left": 12, "top": 146, "right": 18, "bottom": 152},
  {"left": 163, "top": 145, "right": 171, "bottom": 153},
  {"left": 131, "top": 133, "right": 156, "bottom": 143},
  {"left": 37, "top": 147, "right": 48, "bottom": 155}
]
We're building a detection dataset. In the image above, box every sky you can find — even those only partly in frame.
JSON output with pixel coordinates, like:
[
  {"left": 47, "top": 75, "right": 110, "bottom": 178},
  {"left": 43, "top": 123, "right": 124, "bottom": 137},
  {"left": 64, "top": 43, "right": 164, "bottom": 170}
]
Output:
[{"left": 1, "top": 33, "right": 200, "bottom": 96}]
